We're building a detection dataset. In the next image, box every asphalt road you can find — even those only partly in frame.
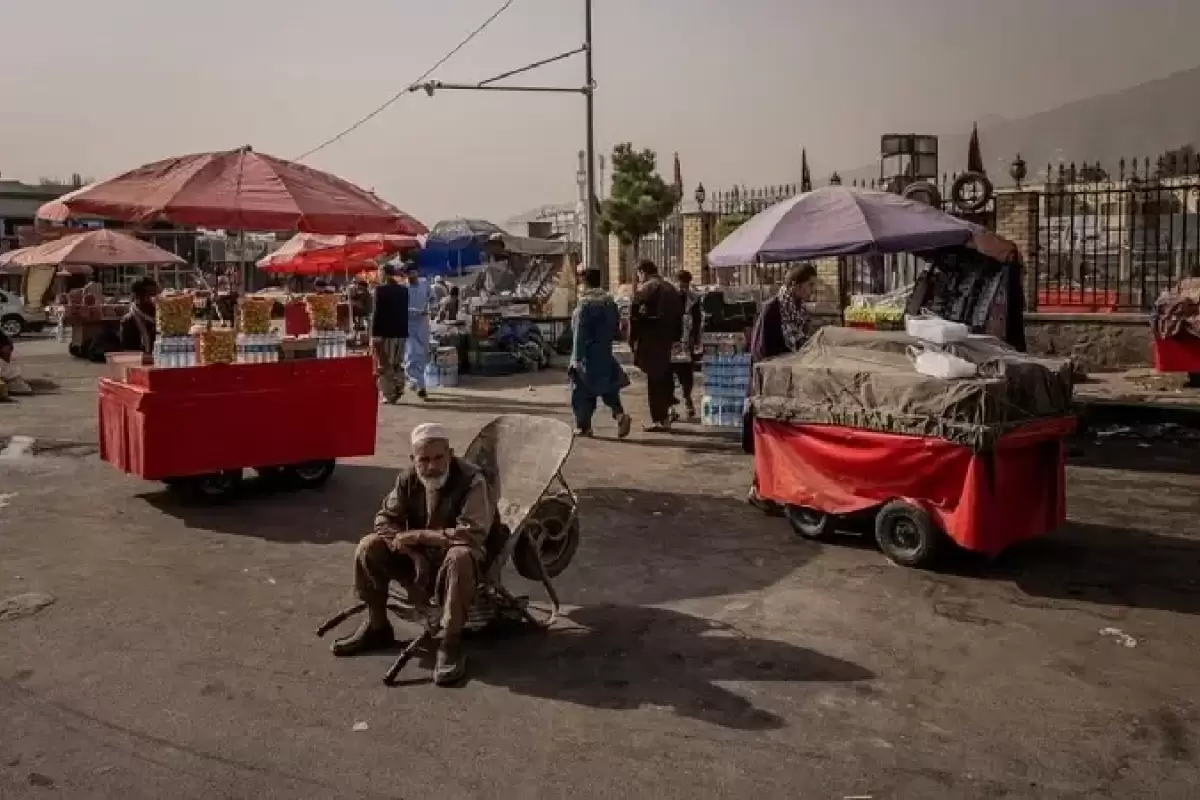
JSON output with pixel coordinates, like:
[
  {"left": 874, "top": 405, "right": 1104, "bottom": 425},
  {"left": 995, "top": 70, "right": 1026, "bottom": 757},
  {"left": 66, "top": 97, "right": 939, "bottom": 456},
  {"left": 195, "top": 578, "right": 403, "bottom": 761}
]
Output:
[{"left": 2, "top": 339, "right": 1199, "bottom": 799}]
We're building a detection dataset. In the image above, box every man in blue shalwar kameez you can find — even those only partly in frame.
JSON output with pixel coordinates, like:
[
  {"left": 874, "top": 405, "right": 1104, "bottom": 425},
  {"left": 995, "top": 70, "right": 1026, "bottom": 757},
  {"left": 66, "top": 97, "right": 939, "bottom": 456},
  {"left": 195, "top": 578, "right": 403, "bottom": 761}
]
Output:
[
  {"left": 403, "top": 262, "right": 433, "bottom": 400},
  {"left": 569, "top": 268, "right": 632, "bottom": 438}
]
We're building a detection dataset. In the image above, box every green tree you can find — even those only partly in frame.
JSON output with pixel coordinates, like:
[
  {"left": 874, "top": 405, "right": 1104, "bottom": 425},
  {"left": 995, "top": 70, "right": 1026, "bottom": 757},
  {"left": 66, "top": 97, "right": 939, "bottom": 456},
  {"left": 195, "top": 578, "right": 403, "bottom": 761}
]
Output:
[
  {"left": 715, "top": 212, "right": 752, "bottom": 244},
  {"left": 598, "top": 143, "right": 679, "bottom": 258},
  {"left": 1155, "top": 144, "right": 1198, "bottom": 178}
]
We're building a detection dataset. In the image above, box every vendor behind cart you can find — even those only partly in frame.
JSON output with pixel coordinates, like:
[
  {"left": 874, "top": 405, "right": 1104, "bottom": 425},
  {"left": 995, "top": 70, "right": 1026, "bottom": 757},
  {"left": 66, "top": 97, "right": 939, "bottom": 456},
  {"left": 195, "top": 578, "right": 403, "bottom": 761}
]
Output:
[
  {"left": 745, "top": 264, "right": 817, "bottom": 513},
  {"left": 119, "top": 277, "right": 160, "bottom": 356}
]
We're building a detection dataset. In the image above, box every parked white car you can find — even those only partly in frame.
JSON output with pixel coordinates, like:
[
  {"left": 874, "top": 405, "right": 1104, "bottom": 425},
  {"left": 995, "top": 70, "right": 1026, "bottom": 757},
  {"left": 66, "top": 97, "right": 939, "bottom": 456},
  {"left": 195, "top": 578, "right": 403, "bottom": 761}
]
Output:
[{"left": 0, "top": 289, "right": 48, "bottom": 338}]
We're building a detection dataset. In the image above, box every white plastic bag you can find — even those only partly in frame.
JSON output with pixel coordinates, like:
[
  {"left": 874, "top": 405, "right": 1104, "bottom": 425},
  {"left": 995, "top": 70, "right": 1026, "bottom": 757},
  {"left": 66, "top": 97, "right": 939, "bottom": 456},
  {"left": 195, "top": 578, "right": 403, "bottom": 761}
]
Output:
[
  {"left": 908, "top": 346, "right": 978, "bottom": 380},
  {"left": 905, "top": 315, "right": 969, "bottom": 344}
]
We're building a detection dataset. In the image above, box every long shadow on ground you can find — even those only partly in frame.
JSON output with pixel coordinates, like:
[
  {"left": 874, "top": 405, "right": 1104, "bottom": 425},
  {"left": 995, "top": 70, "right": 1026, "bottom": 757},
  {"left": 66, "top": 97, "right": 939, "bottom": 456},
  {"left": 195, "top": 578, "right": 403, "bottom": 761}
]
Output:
[
  {"left": 142, "top": 470, "right": 816, "bottom": 605},
  {"left": 941, "top": 521, "right": 1200, "bottom": 617},
  {"left": 370, "top": 604, "right": 874, "bottom": 731}
]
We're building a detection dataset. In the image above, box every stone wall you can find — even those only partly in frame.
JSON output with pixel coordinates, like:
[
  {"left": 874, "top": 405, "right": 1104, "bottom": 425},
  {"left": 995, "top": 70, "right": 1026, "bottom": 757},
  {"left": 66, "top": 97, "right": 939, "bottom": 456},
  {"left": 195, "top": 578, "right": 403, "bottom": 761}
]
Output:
[{"left": 1025, "top": 313, "right": 1152, "bottom": 371}]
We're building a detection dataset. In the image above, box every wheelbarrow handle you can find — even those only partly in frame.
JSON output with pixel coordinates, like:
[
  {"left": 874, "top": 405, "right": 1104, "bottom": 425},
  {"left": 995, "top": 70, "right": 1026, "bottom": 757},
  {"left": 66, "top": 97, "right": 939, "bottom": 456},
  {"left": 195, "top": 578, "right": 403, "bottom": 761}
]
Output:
[{"left": 383, "top": 628, "right": 435, "bottom": 686}]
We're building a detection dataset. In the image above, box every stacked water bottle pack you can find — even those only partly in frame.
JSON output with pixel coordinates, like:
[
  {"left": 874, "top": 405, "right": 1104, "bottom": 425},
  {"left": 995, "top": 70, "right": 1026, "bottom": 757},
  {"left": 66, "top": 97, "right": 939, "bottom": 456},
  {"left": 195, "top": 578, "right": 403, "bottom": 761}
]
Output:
[
  {"left": 153, "top": 336, "right": 198, "bottom": 368},
  {"left": 425, "top": 346, "right": 460, "bottom": 388},
  {"left": 236, "top": 333, "right": 283, "bottom": 364},
  {"left": 312, "top": 330, "right": 348, "bottom": 359},
  {"left": 699, "top": 333, "right": 751, "bottom": 430}
]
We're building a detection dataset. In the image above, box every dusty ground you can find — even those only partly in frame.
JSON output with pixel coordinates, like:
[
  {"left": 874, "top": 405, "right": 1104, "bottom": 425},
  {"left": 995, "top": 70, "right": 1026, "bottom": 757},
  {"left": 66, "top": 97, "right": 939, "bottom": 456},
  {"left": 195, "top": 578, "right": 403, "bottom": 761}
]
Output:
[{"left": 2, "top": 338, "right": 1200, "bottom": 799}]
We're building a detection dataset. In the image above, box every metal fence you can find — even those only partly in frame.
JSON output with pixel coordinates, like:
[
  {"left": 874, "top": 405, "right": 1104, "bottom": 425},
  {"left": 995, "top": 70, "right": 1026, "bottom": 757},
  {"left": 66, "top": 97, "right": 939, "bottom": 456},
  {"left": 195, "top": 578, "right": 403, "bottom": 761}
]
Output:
[
  {"left": 1033, "top": 160, "right": 1200, "bottom": 312},
  {"left": 701, "top": 158, "right": 1200, "bottom": 312},
  {"left": 633, "top": 208, "right": 684, "bottom": 277}
]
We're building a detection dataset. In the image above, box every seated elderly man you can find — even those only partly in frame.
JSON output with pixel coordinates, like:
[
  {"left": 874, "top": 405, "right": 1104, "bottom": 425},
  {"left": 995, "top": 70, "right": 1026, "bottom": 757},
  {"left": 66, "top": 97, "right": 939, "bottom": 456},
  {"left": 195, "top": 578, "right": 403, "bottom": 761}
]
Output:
[{"left": 332, "top": 422, "right": 497, "bottom": 686}]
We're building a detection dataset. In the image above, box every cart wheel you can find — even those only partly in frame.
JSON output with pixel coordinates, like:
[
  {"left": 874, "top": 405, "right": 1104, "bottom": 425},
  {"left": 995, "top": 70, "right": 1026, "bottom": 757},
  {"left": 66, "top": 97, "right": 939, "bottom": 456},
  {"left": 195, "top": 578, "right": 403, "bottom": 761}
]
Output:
[
  {"left": 784, "top": 505, "right": 832, "bottom": 540},
  {"left": 179, "top": 470, "right": 243, "bottom": 504},
  {"left": 282, "top": 459, "right": 336, "bottom": 489},
  {"left": 514, "top": 494, "right": 580, "bottom": 581},
  {"left": 874, "top": 500, "right": 942, "bottom": 568}
]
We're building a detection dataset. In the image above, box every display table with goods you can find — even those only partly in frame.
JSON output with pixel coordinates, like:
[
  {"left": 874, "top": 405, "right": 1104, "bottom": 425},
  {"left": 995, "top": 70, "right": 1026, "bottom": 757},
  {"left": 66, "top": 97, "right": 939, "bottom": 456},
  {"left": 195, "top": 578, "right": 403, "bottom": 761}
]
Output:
[
  {"left": 98, "top": 291, "right": 376, "bottom": 502},
  {"left": 843, "top": 288, "right": 908, "bottom": 331},
  {"left": 1151, "top": 279, "right": 1200, "bottom": 376},
  {"left": 700, "top": 332, "right": 751, "bottom": 430},
  {"left": 57, "top": 291, "right": 129, "bottom": 362},
  {"left": 463, "top": 304, "right": 551, "bottom": 376},
  {"left": 750, "top": 325, "right": 1076, "bottom": 568}
]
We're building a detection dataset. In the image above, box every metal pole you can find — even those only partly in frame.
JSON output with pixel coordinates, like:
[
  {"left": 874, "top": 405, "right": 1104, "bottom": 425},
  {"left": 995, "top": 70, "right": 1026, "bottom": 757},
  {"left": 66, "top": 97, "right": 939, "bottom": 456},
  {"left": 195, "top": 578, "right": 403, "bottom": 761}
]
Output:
[{"left": 584, "top": 0, "right": 599, "bottom": 282}]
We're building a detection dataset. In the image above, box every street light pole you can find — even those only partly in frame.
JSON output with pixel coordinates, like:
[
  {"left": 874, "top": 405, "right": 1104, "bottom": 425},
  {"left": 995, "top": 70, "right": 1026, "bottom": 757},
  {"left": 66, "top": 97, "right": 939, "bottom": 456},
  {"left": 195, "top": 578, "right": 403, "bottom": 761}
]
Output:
[
  {"left": 583, "top": 0, "right": 599, "bottom": 280},
  {"left": 413, "top": 0, "right": 602, "bottom": 280}
]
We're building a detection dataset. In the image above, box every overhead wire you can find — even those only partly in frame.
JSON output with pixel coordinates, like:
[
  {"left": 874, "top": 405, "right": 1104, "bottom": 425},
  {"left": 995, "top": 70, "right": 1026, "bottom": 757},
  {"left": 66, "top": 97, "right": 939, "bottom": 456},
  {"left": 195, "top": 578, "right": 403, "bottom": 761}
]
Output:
[{"left": 294, "top": 0, "right": 517, "bottom": 162}]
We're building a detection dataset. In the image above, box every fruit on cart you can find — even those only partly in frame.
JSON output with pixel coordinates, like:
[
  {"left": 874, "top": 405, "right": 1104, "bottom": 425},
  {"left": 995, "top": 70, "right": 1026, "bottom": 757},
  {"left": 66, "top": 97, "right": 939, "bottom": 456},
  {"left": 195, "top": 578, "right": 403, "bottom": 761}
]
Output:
[
  {"left": 843, "top": 306, "right": 905, "bottom": 325},
  {"left": 238, "top": 296, "right": 274, "bottom": 334},
  {"left": 198, "top": 328, "right": 237, "bottom": 365},
  {"left": 305, "top": 293, "right": 338, "bottom": 331},
  {"left": 156, "top": 293, "right": 195, "bottom": 336}
]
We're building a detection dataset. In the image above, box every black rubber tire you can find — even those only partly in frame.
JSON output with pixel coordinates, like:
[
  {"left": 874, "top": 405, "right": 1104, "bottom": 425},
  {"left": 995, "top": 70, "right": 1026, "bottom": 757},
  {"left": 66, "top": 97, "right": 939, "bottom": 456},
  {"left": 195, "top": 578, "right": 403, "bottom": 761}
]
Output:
[
  {"left": 950, "top": 171, "right": 994, "bottom": 213},
  {"left": 874, "top": 500, "right": 942, "bottom": 568},
  {"left": 1, "top": 315, "right": 24, "bottom": 338},
  {"left": 281, "top": 459, "right": 336, "bottom": 489},
  {"left": 513, "top": 494, "right": 580, "bottom": 581},
  {"left": 784, "top": 505, "right": 833, "bottom": 540},
  {"left": 177, "top": 470, "right": 243, "bottom": 504},
  {"left": 901, "top": 180, "right": 942, "bottom": 208}
]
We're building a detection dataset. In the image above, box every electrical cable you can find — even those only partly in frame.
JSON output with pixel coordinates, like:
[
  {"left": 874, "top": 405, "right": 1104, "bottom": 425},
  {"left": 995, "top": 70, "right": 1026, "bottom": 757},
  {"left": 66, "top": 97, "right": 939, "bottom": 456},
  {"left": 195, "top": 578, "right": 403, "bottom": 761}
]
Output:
[{"left": 294, "top": 0, "right": 516, "bottom": 161}]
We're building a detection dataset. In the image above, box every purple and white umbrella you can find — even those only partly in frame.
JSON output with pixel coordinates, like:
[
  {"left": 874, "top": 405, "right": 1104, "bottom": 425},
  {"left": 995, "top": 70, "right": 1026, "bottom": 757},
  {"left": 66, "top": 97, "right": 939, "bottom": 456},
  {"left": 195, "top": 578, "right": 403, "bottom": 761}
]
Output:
[{"left": 707, "top": 186, "right": 981, "bottom": 267}]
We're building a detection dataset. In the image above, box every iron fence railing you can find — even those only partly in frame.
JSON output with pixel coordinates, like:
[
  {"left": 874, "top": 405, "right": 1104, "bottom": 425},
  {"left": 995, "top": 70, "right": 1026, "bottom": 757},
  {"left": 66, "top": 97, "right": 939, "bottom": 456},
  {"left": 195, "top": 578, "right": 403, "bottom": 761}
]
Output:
[{"left": 701, "top": 157, "right": 1200, "bottom": 312}]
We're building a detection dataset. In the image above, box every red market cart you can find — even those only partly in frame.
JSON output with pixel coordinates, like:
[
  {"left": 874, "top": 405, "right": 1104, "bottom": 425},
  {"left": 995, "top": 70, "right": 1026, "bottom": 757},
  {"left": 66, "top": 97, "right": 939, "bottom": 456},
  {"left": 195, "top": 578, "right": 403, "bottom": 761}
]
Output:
[
  {"left": 753, "top": 415, "right": 1076, "bottom": 567},
  {"left": 98, "top": 355, "right": 378, "bottom": 501},
  {"left": 747, "top": 326, "right": 1077, "bottom": 568}
]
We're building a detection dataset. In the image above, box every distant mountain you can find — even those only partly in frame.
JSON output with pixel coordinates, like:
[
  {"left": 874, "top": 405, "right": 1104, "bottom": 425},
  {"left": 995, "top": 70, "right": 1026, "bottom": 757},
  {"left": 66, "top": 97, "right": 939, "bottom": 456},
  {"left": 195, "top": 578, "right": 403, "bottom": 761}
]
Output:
[{"left": 839, "top": 66, "right": 1200, "bottom": 186}]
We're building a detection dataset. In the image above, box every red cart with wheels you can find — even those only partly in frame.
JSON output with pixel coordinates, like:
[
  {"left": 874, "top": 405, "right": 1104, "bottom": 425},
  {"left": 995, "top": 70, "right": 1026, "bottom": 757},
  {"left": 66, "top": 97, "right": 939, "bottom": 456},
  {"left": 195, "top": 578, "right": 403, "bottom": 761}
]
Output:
[
  {"left": 754, "top": 416, "right": 1075, "bottom": 566},
  {"left": 98, "top": 355, "right": 378, "bottom": 502},
  {"left": 749, "top": 327, "right": 1076, "bottom": 567}
]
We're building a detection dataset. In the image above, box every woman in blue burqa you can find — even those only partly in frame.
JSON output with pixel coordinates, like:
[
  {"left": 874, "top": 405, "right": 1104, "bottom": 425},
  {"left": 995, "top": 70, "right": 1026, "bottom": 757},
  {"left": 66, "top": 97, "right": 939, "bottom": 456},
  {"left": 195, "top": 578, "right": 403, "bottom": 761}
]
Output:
[
  {"left": 402, "top": 261, "right": 432, "bottom": 399},
  {"left": 569, "top": 268, "right": 632, "bottom": 439}
]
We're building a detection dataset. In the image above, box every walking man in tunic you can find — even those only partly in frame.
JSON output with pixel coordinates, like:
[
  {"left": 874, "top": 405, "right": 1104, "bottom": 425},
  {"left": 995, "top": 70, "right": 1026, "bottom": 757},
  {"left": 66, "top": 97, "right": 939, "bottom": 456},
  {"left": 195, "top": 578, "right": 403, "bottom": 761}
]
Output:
[
  {"left": 402, "top": 262, "right": 432, "bottom": 400},
  {"left": 333, "top": 423, "right": 499, "bottom": 686},
  {"left": 629, "top": 260, "right": 684, "bottom": 432},
  {"left": 569, "top": 268, "right": 633, "bottom": 438},
  {"left": 371, "top": 263, "right": 409, "bottom": 403}
]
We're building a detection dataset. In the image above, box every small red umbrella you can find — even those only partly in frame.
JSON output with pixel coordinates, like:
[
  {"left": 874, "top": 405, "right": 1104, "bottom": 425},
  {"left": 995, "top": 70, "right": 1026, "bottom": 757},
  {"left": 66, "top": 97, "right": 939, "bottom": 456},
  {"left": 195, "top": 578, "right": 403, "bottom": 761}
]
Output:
[
  {"left": 0, "top": 228, "right": 185, "bottom": 274},
  {"left": 260, "top": 255, "right": 382, "bottom": 277},
  {"left": 257, "top": 232, "right": 419, "bottom": 273},
  {"left": 39, "top": 146, "right": 427, "bottom": 236}
]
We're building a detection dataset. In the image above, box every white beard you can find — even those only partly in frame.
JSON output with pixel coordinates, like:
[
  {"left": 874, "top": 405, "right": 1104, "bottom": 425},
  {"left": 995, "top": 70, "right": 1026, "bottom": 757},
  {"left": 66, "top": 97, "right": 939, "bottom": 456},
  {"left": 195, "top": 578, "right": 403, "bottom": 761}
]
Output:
[{"left": 417, "top": 471, "right": 449, "bottom": 491}]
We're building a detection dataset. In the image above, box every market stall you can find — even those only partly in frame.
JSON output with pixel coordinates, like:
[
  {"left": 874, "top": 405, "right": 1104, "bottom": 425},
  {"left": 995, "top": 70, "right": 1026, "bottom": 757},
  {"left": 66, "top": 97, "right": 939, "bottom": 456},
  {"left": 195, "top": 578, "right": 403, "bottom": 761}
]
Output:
[
  {"left": 710, "top": 186, "right": 1071, "bottom": 567},
  {"left": 0, "top": 229, "right": 188, "bottom": 362},
  {"left": 46, "top": 146, "right": 425, "bottom": 500}
]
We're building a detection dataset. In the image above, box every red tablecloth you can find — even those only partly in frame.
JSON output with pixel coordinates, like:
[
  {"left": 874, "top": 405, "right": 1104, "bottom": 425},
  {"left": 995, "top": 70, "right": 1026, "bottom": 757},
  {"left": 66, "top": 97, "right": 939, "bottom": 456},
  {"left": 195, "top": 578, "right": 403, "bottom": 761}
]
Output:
[
  {"left": 1152, "top": 335, "right": 1200, "bottom": 373},
  {"left": 753, "top": 417, "right": 1076, "bottom": 556},
  {"left": 98, "top": 356, "right": 378, "bottom": 480}
]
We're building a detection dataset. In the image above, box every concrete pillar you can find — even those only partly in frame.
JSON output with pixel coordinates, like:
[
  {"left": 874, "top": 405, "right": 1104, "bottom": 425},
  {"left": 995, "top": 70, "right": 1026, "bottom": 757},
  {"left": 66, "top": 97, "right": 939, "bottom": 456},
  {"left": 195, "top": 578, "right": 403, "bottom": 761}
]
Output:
[
  {"left": 607, "top": 234, "right": 628, "bottom": 291},
  {"left": 681, "top": 210, "right": 718, "bottom": 283},
  {"left": 995, "top": 190, "right": 1040, "bottom": 310}
]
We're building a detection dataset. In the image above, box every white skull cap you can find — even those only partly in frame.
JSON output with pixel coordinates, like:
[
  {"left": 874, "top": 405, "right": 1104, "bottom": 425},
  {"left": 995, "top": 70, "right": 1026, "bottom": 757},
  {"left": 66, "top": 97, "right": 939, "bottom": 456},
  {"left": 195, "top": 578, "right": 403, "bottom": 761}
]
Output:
[{"left": 411, "top": 422, "right": 450, "bottom": 447}]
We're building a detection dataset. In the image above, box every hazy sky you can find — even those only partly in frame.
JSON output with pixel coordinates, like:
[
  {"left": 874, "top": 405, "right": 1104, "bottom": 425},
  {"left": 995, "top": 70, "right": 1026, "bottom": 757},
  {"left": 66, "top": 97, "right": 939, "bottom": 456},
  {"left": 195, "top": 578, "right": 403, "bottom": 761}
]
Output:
[{"left": 3, "top": 0, "right": 1200, "bottom": 224}]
